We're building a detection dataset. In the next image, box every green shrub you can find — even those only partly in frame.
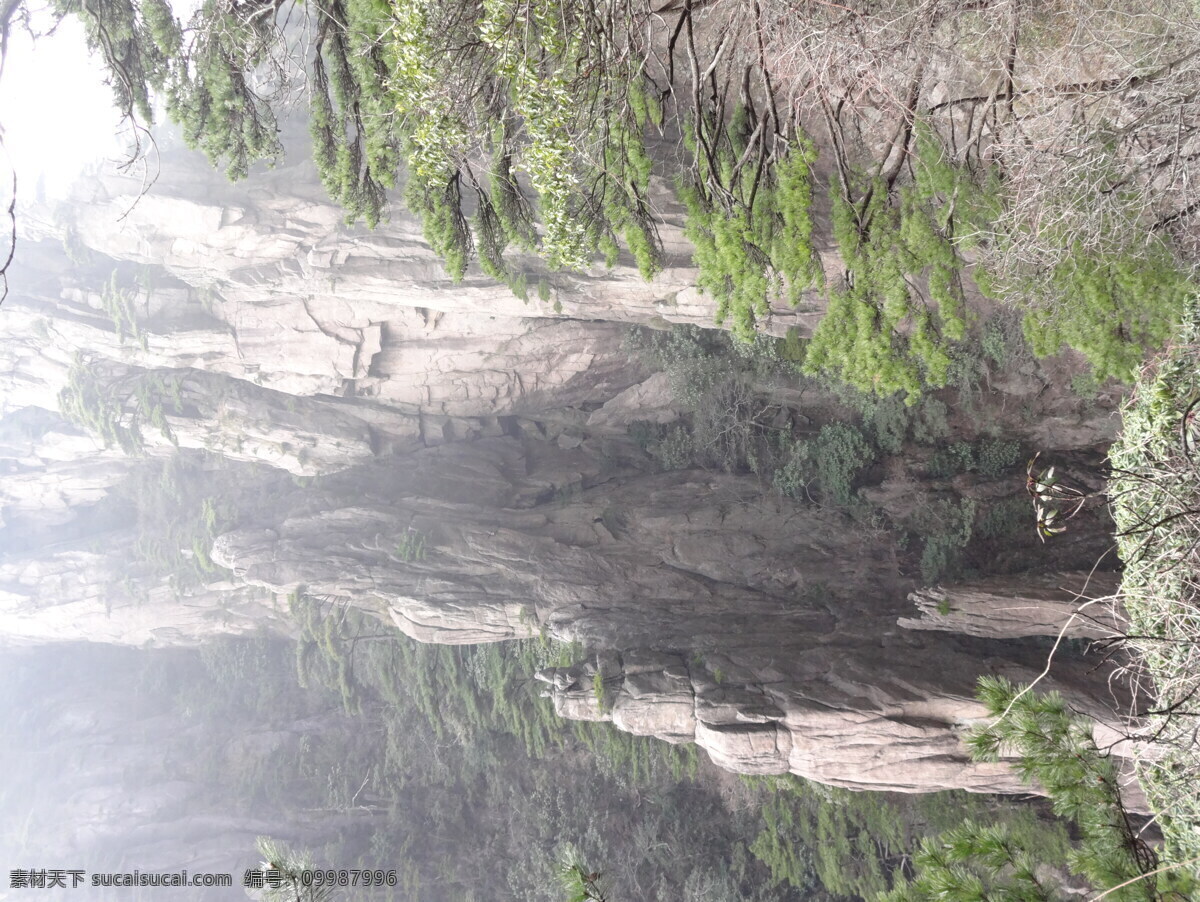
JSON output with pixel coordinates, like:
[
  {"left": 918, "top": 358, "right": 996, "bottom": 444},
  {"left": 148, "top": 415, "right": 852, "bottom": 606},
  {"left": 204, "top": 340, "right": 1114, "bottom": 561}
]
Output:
[
  {"left": 945, "top": 342, "right": 985, "bottom": 405},
  {"left": 803, "top": 128, "right": 996, "bottom": 400},
  {"left": 914, "top": 498, "right": 976, "bottom": 583},
  {"left": 911, "top": 398, "right": 950, "bottom": 445},
  {"left": 58, "top": 357, "right": 143, "bottom": 454},
  {"left": 976, "top": 438, "right": 1021, "bottom": 477},
  {"left": 749, "top": 771, "right": 1068, "bottom": 902},
  {"left": 1108, "top": 300, "right": 1200, "bottom": 869},
  {"left": 828, "top": 385, "right": 911, "bottom": 456},
  {"left": 863, "top": 394, "right": 910, "bottom": 456},
  {"left": 943, "top": 677, "right": 1198, "bottom": 902},
  {"left": 984, "top": 227, "right": 1193, "bottom": 384},
  {"left": 1070, "top": 368, "right": 1102, "bottom": 400},
  {"left": 825, "top": 383, "right": 954, "bottom": 456},
  {"left": 928, "top": 438, "right": 1020, "bottom": 478},
  {"left": 655, "top": 425, "right": 695, "bottom": 470},
  {"left": 980, "top": 311, "right": 1032, "bottom": 369},
  {"left": 625, "top": 325, "right": 799, "bottom": 474},
  {"left": 975, "top": 496, "right": 1030, "bottom": 541},
  {"left": 928, "top": 441, "right": 976, "bottom": 478},
  {"left": 394, "top": 528, "right": 427, "bottom": 562},
  {"left": 100, "top": 270, "right": 144, "bottom": 345},
  {"left": 406, "top": 174, "right": 471, "bottom": 281},
  {"left": 680, "top": 123, "right": 823, "bottom": 341},
  {"left": 106, "top": 453, "right": 248, "bottom": 593},
  {"left": 778, "top": 327, "right": 806, "bottom": 367},
  {"left": 774, "top": 424, "right": 875, "bottom": 507}
]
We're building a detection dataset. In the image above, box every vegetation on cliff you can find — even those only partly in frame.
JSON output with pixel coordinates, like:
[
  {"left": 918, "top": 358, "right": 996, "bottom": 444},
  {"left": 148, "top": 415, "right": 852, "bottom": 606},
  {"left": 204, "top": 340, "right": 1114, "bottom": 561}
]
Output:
[
  {"left": 880, "top": 677, "right": 1196, "bottom": 902},
  {"left": 231, "top": 612, "right": 1087, "bottom": 902},
  {"left": 625, "top": 322, "right": 1037, "bottom": 585},
  {"left": 1108, "top": 299, "right": 1200, "bottom": 875},
  {"left": 839, "top": 300, "right": 1200, "bottom": 898},
  {"left": 9, "top": 0, "right": 1196, "bottom": 397},
  {"left": 5, "top": 0, "right": 1200, "bottom": 899}
]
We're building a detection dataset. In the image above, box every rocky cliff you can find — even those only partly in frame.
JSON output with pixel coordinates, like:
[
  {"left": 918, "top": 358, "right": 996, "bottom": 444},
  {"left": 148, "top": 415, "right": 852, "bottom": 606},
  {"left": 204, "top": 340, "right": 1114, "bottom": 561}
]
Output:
[{"left": 0, "top": 139, "right": 1132, "bottom": 799}]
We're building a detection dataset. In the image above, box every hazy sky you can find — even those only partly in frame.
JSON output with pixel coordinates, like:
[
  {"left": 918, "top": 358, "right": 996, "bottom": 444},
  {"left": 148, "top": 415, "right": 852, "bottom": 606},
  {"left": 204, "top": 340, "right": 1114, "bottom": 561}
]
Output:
[{"left": 0, "top": 7, "right": 125, "bottom": 199}]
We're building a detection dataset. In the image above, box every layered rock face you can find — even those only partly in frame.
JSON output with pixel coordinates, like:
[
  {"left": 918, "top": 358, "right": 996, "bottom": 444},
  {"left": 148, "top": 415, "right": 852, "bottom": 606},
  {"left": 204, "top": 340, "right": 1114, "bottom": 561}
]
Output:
[
  {"left": 0, "top": 142, "right": 1129, "bottom": 796},
  {"left": 903, "top": 571, "right": 1127, "bottom": 640},
  {"left": 204, "top": 445, "right": 1127, "bottom": 795}
]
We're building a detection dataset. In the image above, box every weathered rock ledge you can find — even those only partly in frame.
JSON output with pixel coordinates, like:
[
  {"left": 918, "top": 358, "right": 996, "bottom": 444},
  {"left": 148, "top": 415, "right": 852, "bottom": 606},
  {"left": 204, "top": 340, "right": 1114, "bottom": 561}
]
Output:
[{"left": 903, "top": 571, "right": 1127, "bottom": 640}]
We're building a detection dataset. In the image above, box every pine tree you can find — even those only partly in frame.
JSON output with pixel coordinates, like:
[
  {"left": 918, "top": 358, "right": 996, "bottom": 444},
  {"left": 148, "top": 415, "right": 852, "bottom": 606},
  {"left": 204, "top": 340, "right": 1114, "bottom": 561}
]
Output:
[{"left": 881, "top": 678, "right": 1195, "bottom": 902}]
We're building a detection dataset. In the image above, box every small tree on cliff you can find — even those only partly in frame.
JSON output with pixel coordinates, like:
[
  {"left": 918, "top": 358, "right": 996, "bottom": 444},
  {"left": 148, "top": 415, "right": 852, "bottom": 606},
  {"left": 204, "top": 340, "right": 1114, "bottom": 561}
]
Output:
[{"left": 881, "top": 677, "right": 1193, "bottom": 902}]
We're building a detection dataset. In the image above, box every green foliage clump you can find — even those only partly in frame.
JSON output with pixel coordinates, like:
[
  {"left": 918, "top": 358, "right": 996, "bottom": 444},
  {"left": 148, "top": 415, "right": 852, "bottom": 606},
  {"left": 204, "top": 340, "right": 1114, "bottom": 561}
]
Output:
[
  {"left": 803, "top": 127, "right": 999, "bottom": 400},
  {"left": 308, "top": 0, "right": 401, "bottom": 225},
  {"left": 383, "top": 0, "right": 663, "bottom": 281},
  {"left": 856, "top": 392, "right": 911, "bottom": 456},
  {"left": 633, "top": 422, "right": 696, "bottom": 470},
  {"left": 597, "top": 113, "right": 661, "bottom": 280},
  {"left": 829, "top": 383, "right": 952, "bottom": 455},
  {"left": 981, "top": 311, "right": 1033, "bottom": 369},
  {"left": 973, "top": 678, "right": 1192, "bottom": 900},
  {"left": 881, "top": 820, "right": 1066, "bottom": 902},
  {"left": 1070, "top": 368, "right": 1103, "bottom": 401},
  {"left": 627, "top": 325, "right": 910, "bottom": 509},
  {"left": 1015, "top": 240, "right": 1192, "bottom": 383},
  {"left": 927, "top": 441, "right": 976, "bottom": 478},
  {"left": 291, "top": 592, "right": 365, "bottom": 715},
  {"left": 253, "top": 838, "right": 337, "bottom": 902},
  {"left": 591, "top": 671, "right": 613, "bottom": 714},
  {"left": 490, "top": 149, "right": 539, "bottom": 252},
  {"left": 167, "top": 0, "right": 285, "bottom": 181},
  {"left": 57, "top": 0, "right": 289, "bottom": 182},
  {"left": 111, "top": 453, "right": 242, "bottom": 593},
  {"left": 289, "top": 597, "right": 701, "bottom": 788},
  {"left": 680, "top": 126, "right": 823, "bottom": 341},
  {"left": 911, "top": 398, "right": 951, "bottom": 445},
  {"left": 406, "top": 174, "right": 472, "bottom": 281},
  {"left": 61, "top": 223, "right": 93, "bottom": 266},
  {"left": 778, "top": 327, "right": 807, "bottom": 367},
  {"left": 100, "top": 271, "right": 146, "bottom": 348},
  {"left": 1108, "top": 299, "right": 1200, "bottom": 870},
  {"left": 394, "top": 528, "right": 427, "bottom": 562},
  {"left": 975, "top": 496, "right": 1033, "bottom": 541},
  {"left": 928, "top": 438, "right": 1021, "bottom": 479},
  {"left": 976, "top": 152, "right": 1194, "bottom": 384},
  {"left": 52, "top": 0, "right": 179, "bottom": 124},
  {"left": 623, "top": 325, "right": 799, "bottom": 475},
  {"left": 976, "top": 438, "right": 1022, "bottom": 477},
  {"left": 912, "top": 498, "right": 977, "bottom": 584},
  {"left": 557, "top": 855, "right": 611, "bottom": 902},
  {"left": 59, "top": 356, "right": 144, "bottom": 454},
  {"left": 58, "top": 359, "right": 188, "bottom": 454},
  {"left": 748, "top": 800, "right": 826, "bottom": 897},
  {"left": 64, "top": 0, "right": 663, "bottom": 277},
  {"left": 774, "top": 423, "right": 875, "bottom": 507}
]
